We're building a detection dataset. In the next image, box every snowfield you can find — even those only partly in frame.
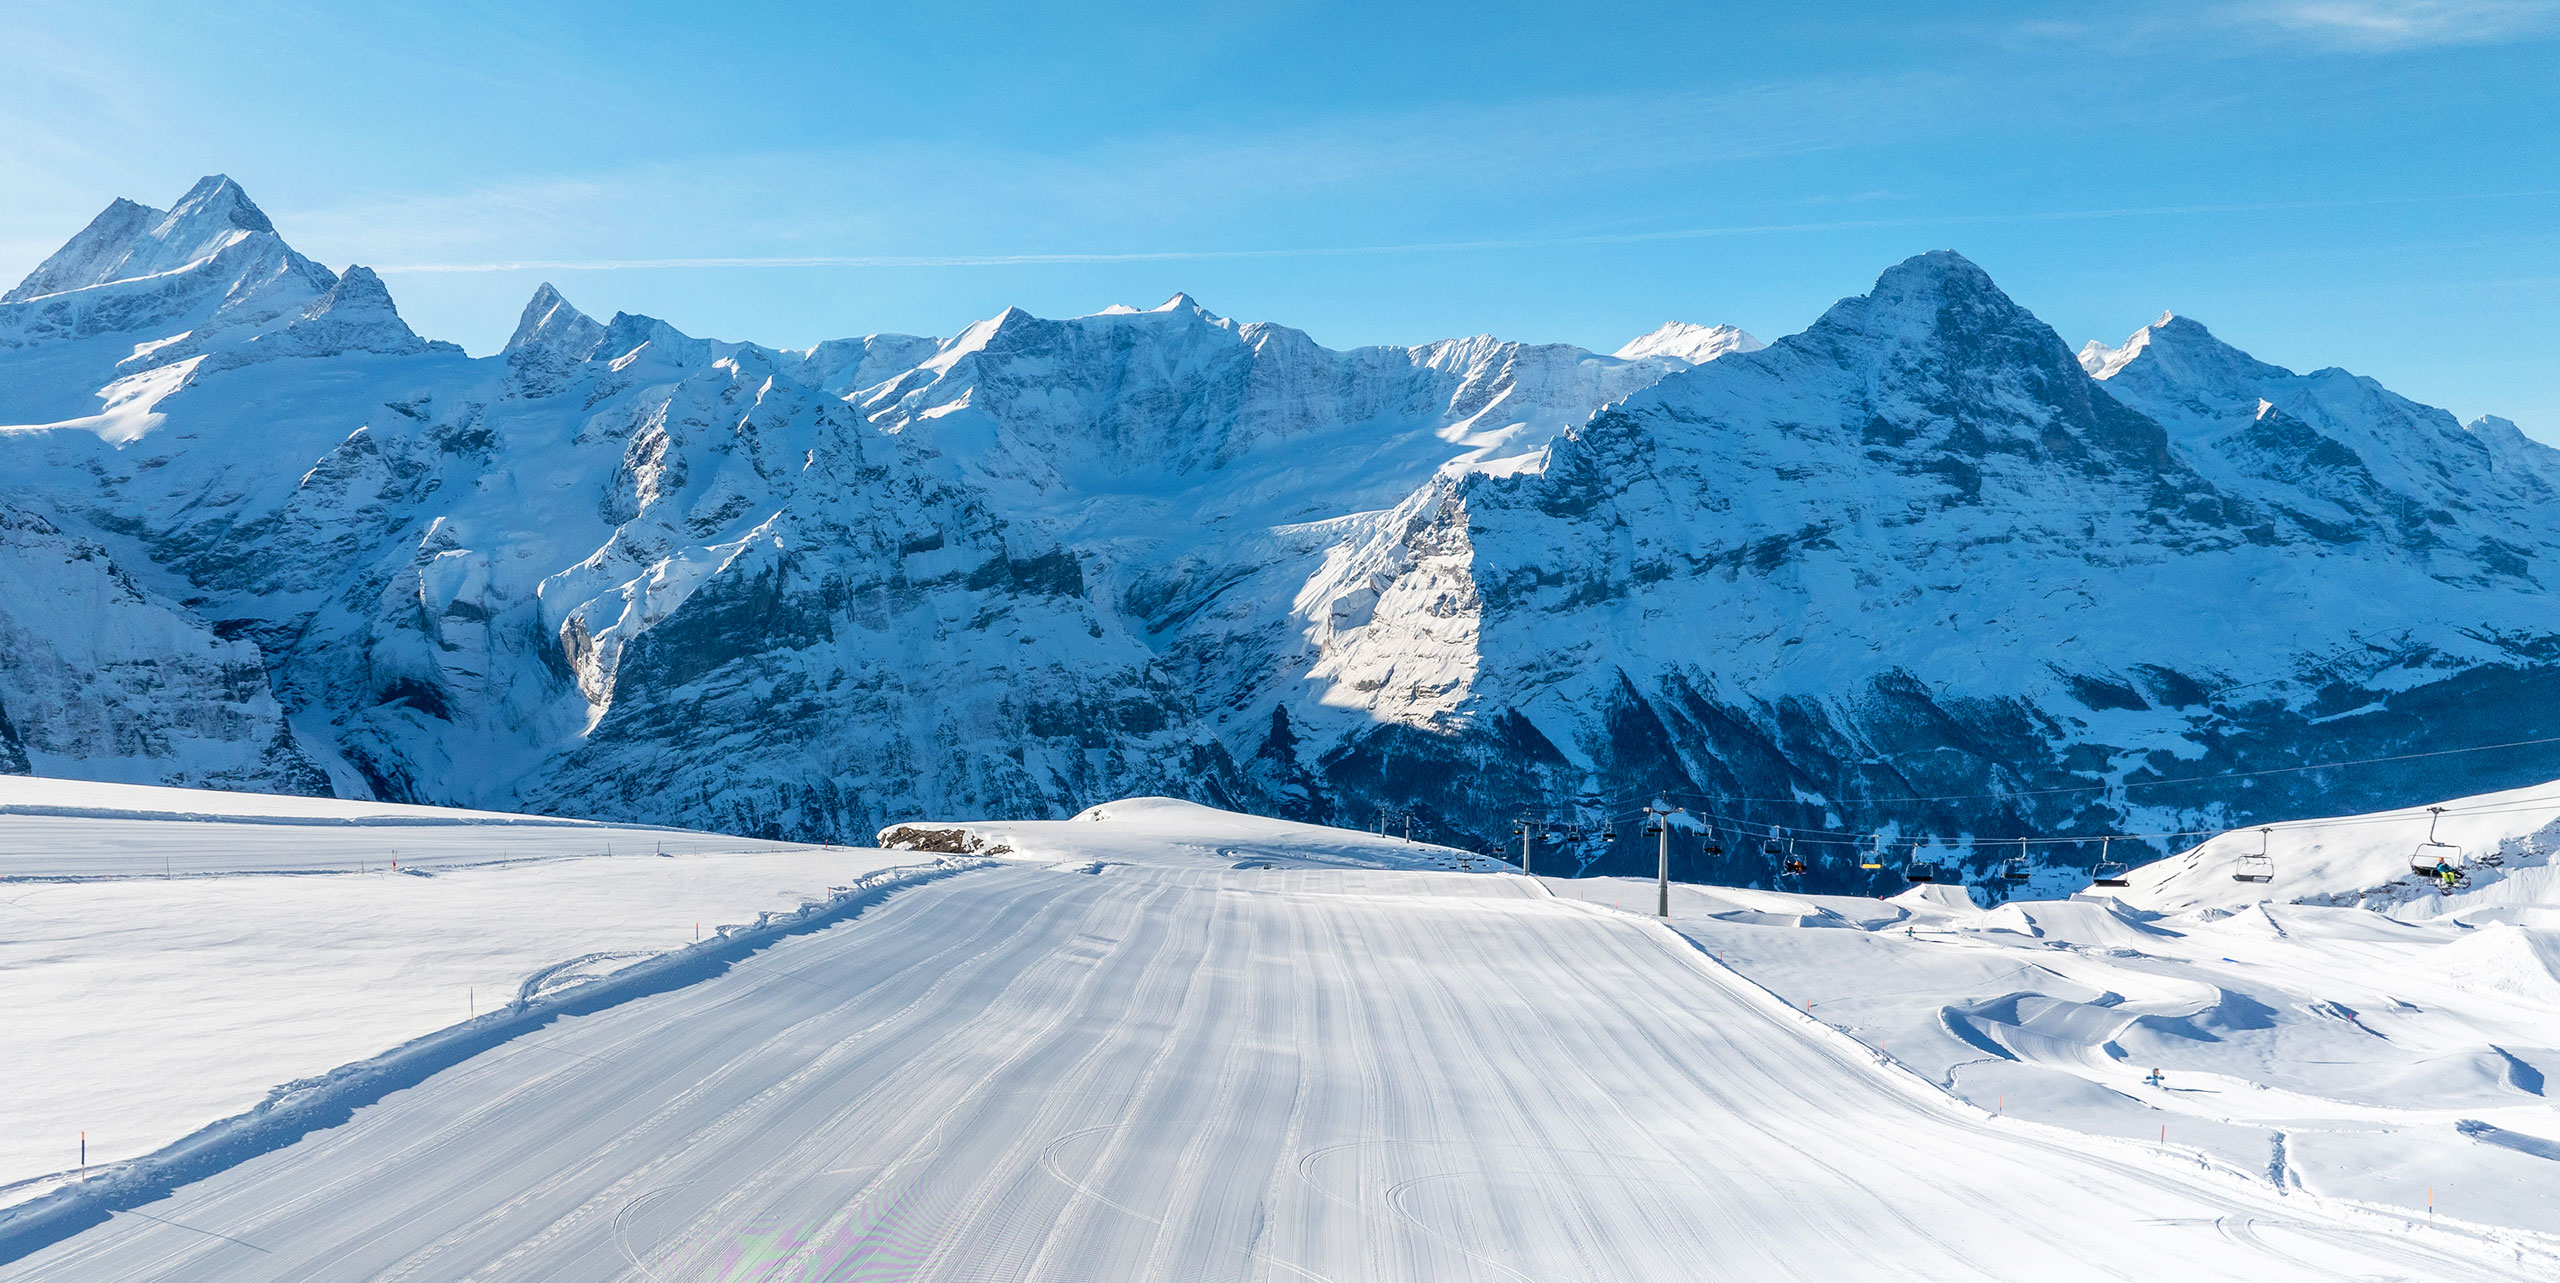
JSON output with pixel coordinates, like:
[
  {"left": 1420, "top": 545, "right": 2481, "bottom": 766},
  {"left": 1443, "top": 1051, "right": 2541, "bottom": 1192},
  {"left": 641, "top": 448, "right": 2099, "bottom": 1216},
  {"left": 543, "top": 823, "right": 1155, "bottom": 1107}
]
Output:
[
  {"left": 0, "top": 777, "right": 896, "bottom": 1211},
  {"left": 3, "top": 792, "right": 2555, "bottom": 1278}
]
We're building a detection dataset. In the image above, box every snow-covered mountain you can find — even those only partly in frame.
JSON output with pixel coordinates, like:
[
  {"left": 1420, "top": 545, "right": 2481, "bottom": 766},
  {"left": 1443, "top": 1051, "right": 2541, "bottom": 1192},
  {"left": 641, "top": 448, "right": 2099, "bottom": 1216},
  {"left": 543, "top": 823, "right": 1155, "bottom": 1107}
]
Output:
[{"left": 1, "top": 177, "right": 2554, "bottom": 893}]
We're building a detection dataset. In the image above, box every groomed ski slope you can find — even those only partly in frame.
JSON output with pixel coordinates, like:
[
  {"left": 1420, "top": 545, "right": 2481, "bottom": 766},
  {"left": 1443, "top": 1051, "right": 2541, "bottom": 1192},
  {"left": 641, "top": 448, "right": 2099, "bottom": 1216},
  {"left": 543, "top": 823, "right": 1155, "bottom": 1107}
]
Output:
[{"left": 6, "top": 802, "right": 2543, "bottom": 1280}]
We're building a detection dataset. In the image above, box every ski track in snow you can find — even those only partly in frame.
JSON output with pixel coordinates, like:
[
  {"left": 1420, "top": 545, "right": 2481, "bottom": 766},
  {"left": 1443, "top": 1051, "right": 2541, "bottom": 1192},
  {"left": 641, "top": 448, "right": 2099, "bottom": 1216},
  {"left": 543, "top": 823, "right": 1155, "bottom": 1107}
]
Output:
[{"left": 3, "top": 862, "right": 2544, "bottom": 1282}]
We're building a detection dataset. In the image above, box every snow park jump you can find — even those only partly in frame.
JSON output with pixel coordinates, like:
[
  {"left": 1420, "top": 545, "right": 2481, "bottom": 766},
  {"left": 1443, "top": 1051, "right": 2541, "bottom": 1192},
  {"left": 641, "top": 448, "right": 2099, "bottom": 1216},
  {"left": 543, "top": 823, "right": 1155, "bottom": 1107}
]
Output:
[{"left": 5, "top": 13, "right": 2560, "bottom": 1278}]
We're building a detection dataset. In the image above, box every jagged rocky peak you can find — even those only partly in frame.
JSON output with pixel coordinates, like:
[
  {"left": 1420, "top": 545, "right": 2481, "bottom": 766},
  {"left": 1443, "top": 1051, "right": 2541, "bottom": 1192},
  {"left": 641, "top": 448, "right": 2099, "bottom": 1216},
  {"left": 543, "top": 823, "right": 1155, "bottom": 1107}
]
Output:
[
  {"left": 1711, "top": 249, "right": 2120, "bottom": 417},
  {"left": 215, "top": 265, "right": 453, "bottom": 367},
  {"left": 1569, "top": 249, "right": 2185, "bottom": 497},
  {"left": 1672, "top": 251, "right": 2092, "bottom": 404},
  {"left": 159, "top": 173, "right": 276, "bottom": 239},
  {"left": 501, "top": 282, "right": 607, "bottom": 396},
  {"left": 4, "top": 198, "right": 162, "bottom": 302},
  {"left": 506, "top": 282, "right": 604, "bottom": 355},
  {"left": 1806, "top": 250, "right": 2053, "bottom": 351},
  {"left": 4, "top": 175, "right": 280, "bottom": 302},
  {"left": 1613, "top": 321, "right": 1763, "bottom": 364}
]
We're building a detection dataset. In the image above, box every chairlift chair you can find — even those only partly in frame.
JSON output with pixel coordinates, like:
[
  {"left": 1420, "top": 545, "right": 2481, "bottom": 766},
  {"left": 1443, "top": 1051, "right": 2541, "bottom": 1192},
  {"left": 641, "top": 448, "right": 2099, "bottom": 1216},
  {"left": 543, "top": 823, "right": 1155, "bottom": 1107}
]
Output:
[
  {"left": 1904, "top": 854, "right": 1937, "bottom": 884},
  {"left": 2408, "top": 806, "right": 2469, "bottom": 888},
  {"left": 1781, "top": 838, "right": 1808, "bottom": 878},
  {"left": 1602, "top": 816, "right": 1617, "bottom": 841},
  {"left": 1859, "top": 837, "right": 1886, "bottom": 871},
  {"left": 2092, "top": 836, "right": 2132, "bottom": 888},
  {"left": 2232, "top": 827, "right": 2275, "bottom": 883}
]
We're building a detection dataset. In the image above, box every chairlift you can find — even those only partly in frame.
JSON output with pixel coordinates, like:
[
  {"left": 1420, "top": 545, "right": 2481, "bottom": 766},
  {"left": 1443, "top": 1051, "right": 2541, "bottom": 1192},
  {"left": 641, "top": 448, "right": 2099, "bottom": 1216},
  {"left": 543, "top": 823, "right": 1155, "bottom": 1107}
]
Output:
[
  {"left": 2232, "top": 827, "right": 2274, "bottom": 883},
  {"left": 2092, "top": 836, "right": 2132, "bottom": 888},
  {"left": 1904, "top": 847, "right": 1937, "bottom": 884},
  {"left": 2002, "top": 842, "right": 2031, "bottom": 884},
  {"left": 1602, "top": 816, "right": 1617, "bottom": 842},
  {"left": 2408, "top": 806, "right": 2470, "bottom": 889},
  {"left": 1859, "top": 836, "right": 1885, "bottom": 871},
  {"left": 1781, "top": 837, "right": 1807, "bottom": 878}
]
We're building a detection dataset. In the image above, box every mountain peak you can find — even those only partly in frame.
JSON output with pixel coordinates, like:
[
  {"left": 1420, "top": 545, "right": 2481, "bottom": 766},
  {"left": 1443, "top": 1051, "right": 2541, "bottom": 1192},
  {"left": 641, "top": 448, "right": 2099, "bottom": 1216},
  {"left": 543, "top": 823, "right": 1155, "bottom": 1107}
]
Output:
[
  {"left": 504, "top": 283, "right": 602, "bottom": 354},
  {"left": 1613, "top": 321, "right": 1764, "bottom": 365},
  {"left": 2080, "top": 312, "right": 2289, "bottom": 389},
  {"left": 501, "top": 283, "right": 607, "bottom": 396},
  {"left": 1152, "top": 292, "right": 1203, "bottom": 314},
  {"left": 4, "top": 175, "right": 286, "bottom": 303},
  {"left": 209, "top": 264, "right": 447, "bottom": 369},
  {"left": 1786, "top": 250, "right": 2069, "bottom": 375},
  {"left": 1864, "top": 250, "right": 2004, "bottom": 308},
  {"left": 163, "top": 174, "right": 274, "bottom": 238},
  {"left": 3, "top": 196, "right": 166, "bottom": 302}
]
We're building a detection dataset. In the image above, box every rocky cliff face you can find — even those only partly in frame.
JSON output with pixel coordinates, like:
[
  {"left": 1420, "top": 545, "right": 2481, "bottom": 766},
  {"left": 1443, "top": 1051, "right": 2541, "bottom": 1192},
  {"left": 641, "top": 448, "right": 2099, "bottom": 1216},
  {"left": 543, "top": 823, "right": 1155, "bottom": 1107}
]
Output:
[
  {"left": 0, "top": 502, "right": 326, "bottom": 791},
  {"left": 2, "top": 178, "right": 2555, "bottom": 896}
]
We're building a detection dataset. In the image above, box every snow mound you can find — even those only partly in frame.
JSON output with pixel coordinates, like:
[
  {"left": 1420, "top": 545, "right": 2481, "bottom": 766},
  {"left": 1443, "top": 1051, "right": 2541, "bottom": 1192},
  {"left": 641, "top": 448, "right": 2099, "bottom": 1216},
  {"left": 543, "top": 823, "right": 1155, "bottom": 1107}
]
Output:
[
  {"left": 1892, "top": 882, "right": 1986, "bottom": 924},
  {"left": 2437, "top": 924, "right": 2560, "bottom": 1005}
]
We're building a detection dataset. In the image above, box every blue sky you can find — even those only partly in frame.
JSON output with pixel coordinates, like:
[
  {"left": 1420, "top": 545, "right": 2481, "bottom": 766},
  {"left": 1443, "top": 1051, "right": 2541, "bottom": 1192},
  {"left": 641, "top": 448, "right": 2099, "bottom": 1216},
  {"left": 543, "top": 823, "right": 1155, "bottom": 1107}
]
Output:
[{"left": 5, "top": 0, "right": 2554, "bottom": 436}]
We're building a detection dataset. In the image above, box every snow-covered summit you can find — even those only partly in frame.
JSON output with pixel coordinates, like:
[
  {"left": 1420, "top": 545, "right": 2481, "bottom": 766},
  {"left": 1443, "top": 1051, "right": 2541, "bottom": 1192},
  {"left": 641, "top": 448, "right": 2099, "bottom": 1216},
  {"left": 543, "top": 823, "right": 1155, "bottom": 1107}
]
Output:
[
  {"left": 1613, "top": 321, "right": 1763, "bottom": 364},
  {"left": 0, "top": 177, "right": 373, "bottom": 425},
  {"left": 2, "top": 175, "right": 275, "bottom": 303},
  {"left": 2079, "top": 313, "right": 2290, "bottom": 409},
  {"left": 2087, "top": 308, "right": 2560, "bottom": 569},
  {"left": 501, "top": 282, "right": 607, "bottom": 396},
  {"left": 213, "top": 266, "right": 456, "bottom": 368}
]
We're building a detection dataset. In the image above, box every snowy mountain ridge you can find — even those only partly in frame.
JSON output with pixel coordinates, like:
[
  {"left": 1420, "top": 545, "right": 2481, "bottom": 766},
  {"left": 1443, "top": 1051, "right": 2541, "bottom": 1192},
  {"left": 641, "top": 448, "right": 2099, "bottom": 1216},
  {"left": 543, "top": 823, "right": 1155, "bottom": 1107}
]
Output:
[{"left": 1, "top": 177, "right": 2555, "bottom": 895}]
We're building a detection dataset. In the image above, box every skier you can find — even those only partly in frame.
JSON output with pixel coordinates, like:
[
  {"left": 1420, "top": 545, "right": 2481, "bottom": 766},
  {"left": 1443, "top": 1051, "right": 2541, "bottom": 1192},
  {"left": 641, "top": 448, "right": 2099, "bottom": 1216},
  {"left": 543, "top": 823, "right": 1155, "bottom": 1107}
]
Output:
[{"left": 2433, "top": 858, "right": 2461, "bottom": 891}]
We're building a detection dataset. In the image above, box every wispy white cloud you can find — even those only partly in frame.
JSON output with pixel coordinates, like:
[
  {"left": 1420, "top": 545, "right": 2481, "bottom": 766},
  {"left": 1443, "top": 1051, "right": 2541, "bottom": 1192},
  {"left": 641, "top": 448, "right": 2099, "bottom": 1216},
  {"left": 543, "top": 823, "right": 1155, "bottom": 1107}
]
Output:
[
  {"left": 2011, "top": 0, "right": 2560, "bottom": 51},
  {"left": 372, "top": 189, "right": 2560, "bottom": 274},
  {"left": 283, "top": 72, "right": 1978, "bottom": 275},
  {"left": 2214, "top": 0, "right": 2560, "bottom": 48},
  {"left": 2228, "top": 0, "right": 2560, "bottom": 49}
]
